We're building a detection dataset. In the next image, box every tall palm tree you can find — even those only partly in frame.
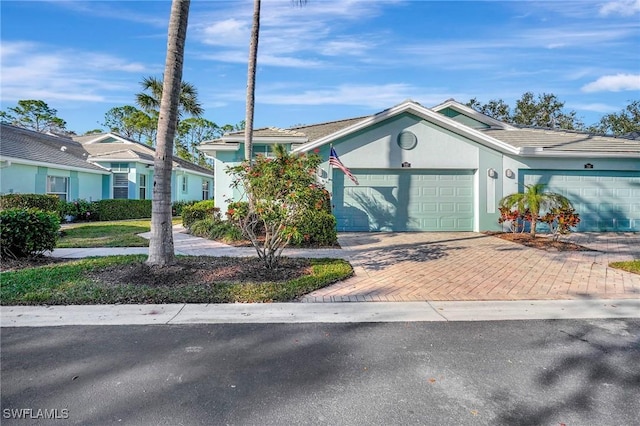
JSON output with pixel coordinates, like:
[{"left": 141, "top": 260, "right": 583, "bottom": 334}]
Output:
[
  {"left": 499, "top": 183, "right": 572, "bottom": 237},
  {"left": 147, "top": 0, "right": 191, "bottom": 267},
  {"left": 244, "top": 0, "right": 307, "bottom": 162},
  {"left": 244, "top": 0, "right": 261, "bottom": 162},
  {"left": 136, "top": 76, "right": 203, "bottom": 119}
]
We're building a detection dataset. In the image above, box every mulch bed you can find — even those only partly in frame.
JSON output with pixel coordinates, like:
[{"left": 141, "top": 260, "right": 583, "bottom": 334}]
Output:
[
  {"left": 484, "top": 232, "right": 596, "bottom": 252},
  {"left": 1, "top": 256, "right": 73, "bottom": 272},
  {"left": 87, "top": 257, "right": 312, "bottom": 287}
]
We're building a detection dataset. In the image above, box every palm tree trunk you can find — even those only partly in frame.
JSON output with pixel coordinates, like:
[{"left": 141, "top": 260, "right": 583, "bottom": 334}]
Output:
[
  {"left": 147, "top": 0, "right": 190, "bottom": 267},
  {"left": 244, "top": 0, "right": 261, "bottom": 162}
]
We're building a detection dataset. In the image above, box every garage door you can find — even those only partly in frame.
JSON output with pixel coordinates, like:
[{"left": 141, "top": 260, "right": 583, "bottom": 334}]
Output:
[
  {"left": 332, "top": 169, "right": 474, "bottom": 231},
  {"left": 522, "top": 170, "right": 640, "bottom": 232}
]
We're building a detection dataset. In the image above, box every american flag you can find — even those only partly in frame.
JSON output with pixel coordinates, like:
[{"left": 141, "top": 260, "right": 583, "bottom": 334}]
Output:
[{"left": 329, "top": 147, "right": 359, "bottom": 185}]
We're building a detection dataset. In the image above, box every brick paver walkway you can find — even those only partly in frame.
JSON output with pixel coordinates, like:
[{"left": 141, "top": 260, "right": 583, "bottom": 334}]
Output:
[{"left": 300, "top": 232, "right": 640, "bottom": 303}]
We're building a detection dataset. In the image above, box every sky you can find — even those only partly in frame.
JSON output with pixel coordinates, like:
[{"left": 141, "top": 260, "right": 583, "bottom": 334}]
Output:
[{"left": 1, "top": 0, "right": 639, "bottom": 135}]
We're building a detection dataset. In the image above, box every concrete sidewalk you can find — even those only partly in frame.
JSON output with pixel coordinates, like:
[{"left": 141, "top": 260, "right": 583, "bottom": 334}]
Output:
[{"left": 2, "top": 299, "right": 639, "bottom": 327}]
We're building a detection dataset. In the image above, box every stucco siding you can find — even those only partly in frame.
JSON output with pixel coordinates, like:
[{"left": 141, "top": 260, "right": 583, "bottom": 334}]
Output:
[{"left": 0, "top": 163, "right": 37, "bottom": 195}]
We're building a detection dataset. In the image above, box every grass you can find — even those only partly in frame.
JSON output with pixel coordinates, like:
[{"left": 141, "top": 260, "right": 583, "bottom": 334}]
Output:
[
  {"left": 0, "top": 255, "right": 353, "bottom": 305},
  {"left": 609, "top": 259, "right": 640, "bottom": 275},
  {"left": 57, "top": 218, "right": 182, "bottom": 248}
]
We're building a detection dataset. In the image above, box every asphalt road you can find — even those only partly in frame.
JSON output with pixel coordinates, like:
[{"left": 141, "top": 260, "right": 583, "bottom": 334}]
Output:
[{"left": 2, "top": 319, "right": 639, "bottom": 425}]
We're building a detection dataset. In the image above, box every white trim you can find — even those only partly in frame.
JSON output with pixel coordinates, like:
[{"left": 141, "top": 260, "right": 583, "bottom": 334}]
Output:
[
  {"left": 293, "top": 100, "right": 521, "bottom": 156},
  {"left": 81, "top": 133, "right": 137, "bottom": 145},
  {"left": 431, "top": 99, "right": 517, "bottom": 130},
  {"left": 221, "top": 136, "right": 308, "bottom": 144},
  {"left": 0, "top": 156, "right": 111, "bottom": 174},
  {"left": 516, "top": 148, "right": 640, "bottom": 158},
  {"left": 197, "top": 143, "right": 240, "bottom": 153}
]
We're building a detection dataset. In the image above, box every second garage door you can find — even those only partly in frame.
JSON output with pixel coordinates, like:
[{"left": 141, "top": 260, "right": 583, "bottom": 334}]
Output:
[
  {"left": 332, "top": 169, "right": 474, "bottom": 232},
  {"left": 522, "top": 170, "right": 640, "bottom": 232}
]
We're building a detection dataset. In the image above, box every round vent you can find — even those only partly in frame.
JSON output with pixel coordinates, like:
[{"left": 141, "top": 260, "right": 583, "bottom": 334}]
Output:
[{"left": 397, "top": 131, "right": 417, "bottom": 150}]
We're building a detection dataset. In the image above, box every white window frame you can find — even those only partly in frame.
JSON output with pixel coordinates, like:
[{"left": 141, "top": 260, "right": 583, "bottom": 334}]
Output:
[
  {"left": 139, "top": 174, "right": 147, "bottom": 200},
  {"left": 47, "top": 176, "right": 68, "bottom": 201},
  {"left": 182, "top": 175, "right": 188, "bottom": 193},
  {"left": 202, "top": 179, "right": 210, "bottom": 200}
]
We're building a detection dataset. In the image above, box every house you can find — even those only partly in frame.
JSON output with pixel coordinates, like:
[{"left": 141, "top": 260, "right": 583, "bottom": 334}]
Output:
[
  {"left": 0, "top": 123, "right": 214, "bottom": 203},
  {"left": 198, "top": 99, "right": 640, "bottom": 232}
]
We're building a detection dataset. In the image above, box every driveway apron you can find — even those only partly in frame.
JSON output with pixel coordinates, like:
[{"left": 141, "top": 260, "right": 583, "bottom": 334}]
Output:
[{"left": 300, "top": 232, "right": 640, "bottom": 303}]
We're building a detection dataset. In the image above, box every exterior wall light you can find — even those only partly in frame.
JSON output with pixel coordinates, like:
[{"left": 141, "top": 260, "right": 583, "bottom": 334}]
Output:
[
  {"left": 402, "top": 162, "right": 411, "bottom": 168},
  {"left": 487, "top": 168, "right": 498, "bottom": 178},
  {"left": 584, "top": 163, "right": 594, "bottom": 169},
  {"left": 505, "top": 169, "right": 515, "bottom": 179}
]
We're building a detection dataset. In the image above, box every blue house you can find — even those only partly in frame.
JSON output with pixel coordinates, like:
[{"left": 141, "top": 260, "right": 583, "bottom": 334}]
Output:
[
  {"left": 0, "top": 124, "right": 214, "bottom": 203},
  {"left": 198, "top": 99, "right": 640, "bottom": 232}
]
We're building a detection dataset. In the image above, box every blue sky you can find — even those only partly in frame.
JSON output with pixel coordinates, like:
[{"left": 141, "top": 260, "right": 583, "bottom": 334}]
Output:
[{"left": 1, "top": 0, "right": 639, "bottom": 135}]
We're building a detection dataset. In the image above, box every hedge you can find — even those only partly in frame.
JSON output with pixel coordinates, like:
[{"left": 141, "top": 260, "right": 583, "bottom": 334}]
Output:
[
  {"left": 0, "top": 208, "right": 60, "bottom": 258},
  {"left": 92, "top": 199, "right": 152, "bottom": 221},
  {"left": 0, "top": 194, "right": 60, "bottom": 212}
]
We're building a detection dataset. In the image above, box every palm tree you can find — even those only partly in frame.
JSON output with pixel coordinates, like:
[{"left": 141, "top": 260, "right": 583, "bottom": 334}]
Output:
[
  {"left": 243, "top": 0, "right": 307, "bottom": 162},
  {"left": 136, "top": 76, "right": 203, "bottom": 119},
  {"left": 147, "top": 0, "right": 191, "bottom": 267},
  {"left": 244, "top": 0, "right": 261, "bottom": 162},
  {"left": 499, "top": 183, "right": 572, "bottom": 237}
]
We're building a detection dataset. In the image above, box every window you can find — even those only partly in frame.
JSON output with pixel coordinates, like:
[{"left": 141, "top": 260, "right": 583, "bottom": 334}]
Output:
[
  {"left": 182, "top": 175, "right": 188, "bottom": 193},
  {"left": 252, "top": 145, "right": 274, "bottom": 158},
  {"left": 202, "top": 180, "right": 210, "bottom": 200},
  {"left": 139, "top": 174, "right": 147, "bottom": 200},
  {"left": 113, "top": 173, "right": 129, "bottom": 199},
  {"left": 47, "top": 176, "right": 68, "bottom": 201}
]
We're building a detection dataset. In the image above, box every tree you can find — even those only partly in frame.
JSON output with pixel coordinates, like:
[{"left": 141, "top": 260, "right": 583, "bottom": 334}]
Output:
[
  {"left": 176, "top": 117, "right": 221, "bottom": 166},
  {"left": 227, "top": 145, "right": 327, "bottom": 268},
  {"left": 467, "top": 93, "right": 584, "bottom": 130},
  {"left": 513, "top": 92, "right": 583, "bottom": 130},
  {"left": 146, "top": 0, "right": 191, "bottom": 267},
  {"left": 499, "top": 183, "right": 573, "bottom": 237},
  {"left": 136, "top": 75, "right": 203, "bottom": 119},
  {"left": 244, "top": 0, "right": 261, "bottom": 162},
  {"left": 102, "top": 105, "right": 158, "bottom": 144},
  {"left": 0, "top": 100, "right": 67, "bottom": 133},
  {"left": 466, "top": 98, "right": 512, "bottom": 122},
  {"left": 591, "top": 100, "right": 640, "bottom": 136}
]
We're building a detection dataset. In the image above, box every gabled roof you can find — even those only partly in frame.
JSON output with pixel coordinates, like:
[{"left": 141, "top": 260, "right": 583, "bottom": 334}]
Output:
[
  {"left": 198, "top": 99, "right": 640, "bottom": 159},
  {"left": 483, "top": 127, "right": 640, "bottom": 155},
  {"left": 0, "top": 124, "right": 109, "bottom": 173},
  {"left": 431, "top": 98, "right": 516, "bottom": 130},
  {"left": 73, "top": 132, "right": 213, "bottom": 175}
]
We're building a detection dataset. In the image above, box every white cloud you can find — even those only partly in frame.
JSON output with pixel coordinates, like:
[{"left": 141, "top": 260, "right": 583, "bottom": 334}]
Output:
[
  {"left": 599, "top": 0, "right": 640, "bottom": 16},
  {"left": 256, "top": 83, "right": 461, "bottom": 109},
  {"left": 0, "top": 41, "right": 149, "bottom": 104},
  {"left": 581, "top": 73, "right": 640, "bottom": 92},
  {"left": 572, "top": 102, "right": 621, "bottom": 113}
]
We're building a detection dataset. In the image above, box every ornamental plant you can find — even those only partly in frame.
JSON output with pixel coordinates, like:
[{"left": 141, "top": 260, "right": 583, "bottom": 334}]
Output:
[
  {"left": 226, "top": 144, "right": 330, "bottom": 269},
  {"left": 499, "top": 183, "right": 573, "bottom": 237},
  {"left": 540, "top": 206, "right": 581, "bottom": 241}
]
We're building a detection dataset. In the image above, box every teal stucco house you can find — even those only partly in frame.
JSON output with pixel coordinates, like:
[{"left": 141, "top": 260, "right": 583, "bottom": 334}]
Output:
[
  {"left": 198, "top": 99, "right": 640, "bottom": 232},
  {"left": 0, "top": 124, "right": 214, "bottom": 203}
]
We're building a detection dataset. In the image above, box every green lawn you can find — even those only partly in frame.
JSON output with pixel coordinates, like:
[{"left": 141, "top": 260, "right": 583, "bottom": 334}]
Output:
[
  {"left": 0, "top": 255, "right": 354, "bottom": 305},
  {"left": 609, "top": 259, "right": 640, "bottom": 275},
  {"left": 57, "top": 218, "right": 182, "bottom": 248}
]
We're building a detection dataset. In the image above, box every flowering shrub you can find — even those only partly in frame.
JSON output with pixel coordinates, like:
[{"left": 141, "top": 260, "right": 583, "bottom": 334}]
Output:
[
  {"left": 226, "top": 145, "right": 335, "bottom": 268},
  {"left": 540, "top": 206, "right": 581, "bottom": 241},
  {"left": 60, "top": 199, "right": 97, "bottom": 221}
]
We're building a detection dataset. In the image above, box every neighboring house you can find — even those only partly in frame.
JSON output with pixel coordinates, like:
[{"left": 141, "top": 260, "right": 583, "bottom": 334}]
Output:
[
  {"left": 198, "top": 99, "right": 640, "bottom": 232},
  {"left": 0, "top": 124, "right": 214, "bottom": 203}
]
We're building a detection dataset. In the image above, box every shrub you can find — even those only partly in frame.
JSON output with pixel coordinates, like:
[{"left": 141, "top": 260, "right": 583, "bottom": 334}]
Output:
[
  {"left": 292, "top": 210, "right": 337, "bottom": 246},
  {"left": 0, "top": 194, "right": 60, "bottom": 212},
  {"left": 0, "top": 208, "right": 60, "bottom": 259},
  {"left": 59, "top": 199, "right": 98, "bottom": 222},
  {"left": 190, "top": 218, "right": 244, "bottom": 242},
  {"left": 540, "top": 206, "right": 581, "bottom": 241},
  {"left": 172, "top": 200, "right": 199, "bottom": 217},
  {"left": 92, "top": 199, "right": 152, "bottom": 221},
  {"left": 182, "top": 200, "right": 219, "bottom": 228}
]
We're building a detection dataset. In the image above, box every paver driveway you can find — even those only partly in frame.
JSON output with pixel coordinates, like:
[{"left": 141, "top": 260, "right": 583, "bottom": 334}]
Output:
[{"left": 301, "top": 232, "right": 640, "bottom": 302}]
